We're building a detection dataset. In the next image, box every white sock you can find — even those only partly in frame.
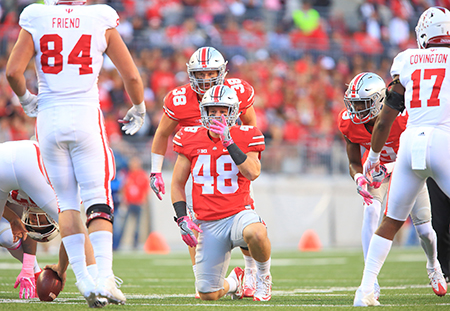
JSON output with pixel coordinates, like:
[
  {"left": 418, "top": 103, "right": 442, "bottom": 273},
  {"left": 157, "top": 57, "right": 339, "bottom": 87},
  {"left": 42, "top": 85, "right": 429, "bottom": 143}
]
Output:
[
  {"left": 255, "top": 258, "right": 271, "bottom": 276},
  {"left": 415, "top": 222, "right": 439, "bottom": 270},
  {"left": 226, "top": 276, "right": 237, "bottom": 293},
  {"left": 360, "top": 234, "right": 392, "bottom": 294},
  {"left": 361, "top": 200, "right": 381, "bottom": 261},
  {"left": 62, "top": 233, "right": 90, "bottom": 282},
  {"left": 243, "top": 255, "right": 256, "bottom": 270},
  {"left": 34, "top": 258, "right": 41, "bottom": 274},
  {"left": 87, "top": 264, "right": 99, "bottom": 280},
  {"left": 192, "top": 264, "right": 196, "bottom": 278},
  {"left": 89, "top": 231, "right": 113, "bottom": 278}
]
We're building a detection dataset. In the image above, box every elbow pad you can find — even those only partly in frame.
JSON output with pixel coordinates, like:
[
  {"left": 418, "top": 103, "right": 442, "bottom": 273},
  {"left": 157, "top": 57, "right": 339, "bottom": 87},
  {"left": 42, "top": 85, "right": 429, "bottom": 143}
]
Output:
[{"left": 384, "top": 81, "right": 405, "bottom": 112}]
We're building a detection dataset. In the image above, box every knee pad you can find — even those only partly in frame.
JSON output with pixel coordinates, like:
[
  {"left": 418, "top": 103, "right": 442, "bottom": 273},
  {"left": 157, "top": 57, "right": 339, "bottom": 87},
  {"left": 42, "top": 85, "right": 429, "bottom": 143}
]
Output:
[
  {"left": 196, "top": 279, "right": 214, "bottom": 294},
  {"left": 86, "top": 204, "right": 114, "bottom": 227}
]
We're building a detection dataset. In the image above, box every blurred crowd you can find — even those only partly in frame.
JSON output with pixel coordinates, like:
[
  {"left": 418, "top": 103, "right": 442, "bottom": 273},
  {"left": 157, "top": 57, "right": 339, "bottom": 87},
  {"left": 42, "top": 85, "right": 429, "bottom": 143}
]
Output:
[{"left": 1, "top": 0, "right": 449, "bottom": 173}]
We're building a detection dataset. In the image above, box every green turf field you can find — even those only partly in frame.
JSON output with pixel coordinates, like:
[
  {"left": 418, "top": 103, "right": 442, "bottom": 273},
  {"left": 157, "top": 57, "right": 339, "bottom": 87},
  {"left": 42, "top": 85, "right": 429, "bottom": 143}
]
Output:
[{"left": 1, "top": 247, "right": 449, "bottom": 310}]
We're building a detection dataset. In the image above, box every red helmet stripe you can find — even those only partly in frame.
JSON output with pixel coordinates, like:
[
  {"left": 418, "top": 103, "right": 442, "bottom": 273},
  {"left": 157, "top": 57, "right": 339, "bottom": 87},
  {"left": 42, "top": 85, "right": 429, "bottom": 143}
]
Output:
[
  {"left": 213, "top": 86, "right": 221, "bottom": 102},
  {"left": 350, "top": 73, "right": 366, "bottom": 98},
  {"left": 201, "top": 48, "right": 208, "bottom": 68}
]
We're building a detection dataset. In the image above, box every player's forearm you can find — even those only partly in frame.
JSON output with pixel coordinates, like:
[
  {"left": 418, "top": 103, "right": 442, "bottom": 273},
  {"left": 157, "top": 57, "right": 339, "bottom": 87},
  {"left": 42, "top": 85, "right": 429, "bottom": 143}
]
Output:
[
  {"left": 123, "top": 77, "right": 144, "bottom": 106},
  {"left": 236, "top": 153, "right": 261, "bottom": 181},
  {"left": 349, "top": 162, "right": 363, "bottom": 179},
  {"left": 6, "top": 74, "right": 27, "bottom": 98},
  {"left": 371, "top": 119, "right": 393, "bottom": 153},
  {"left": 171, "top": 184, "right": 186, "bottom": 204},
  {"left": 58, "top": 242, "right": 69, "bottom": 273},
  {"left": 151, "top": 131, "right": 171, "bottom": 156}
]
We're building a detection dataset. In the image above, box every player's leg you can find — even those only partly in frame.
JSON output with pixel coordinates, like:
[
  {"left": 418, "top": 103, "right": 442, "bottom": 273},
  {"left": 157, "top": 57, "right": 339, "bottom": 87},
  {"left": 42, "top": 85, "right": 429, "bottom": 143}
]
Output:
[
  {"left": 70, "top": 106, "right": 124, "bottom": 305},
  {"left": 234, "top": 210, "right": 272, "bottom": 301},
  {"left": 36, "top": 107, "right": 101, "bottom": 308},
  {"left": 427, "top": 178, "right": 450, "bottom": 281},
  {"left": 355, "top": 153, "right": 424, "bottom": 306},
  {"left": 195, "top": 218, "right": 237, "bottom": 301},
  {"left": 243, "top": 185, "right": 258, "bottom": 297},
  {"left": 409, "top": 183, "right": 446, "bottom": 295}
]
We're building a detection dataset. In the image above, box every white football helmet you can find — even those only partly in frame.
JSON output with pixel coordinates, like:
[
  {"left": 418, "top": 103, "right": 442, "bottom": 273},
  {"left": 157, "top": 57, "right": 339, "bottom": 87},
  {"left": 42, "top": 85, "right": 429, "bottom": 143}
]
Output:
[
  {"left": 187, "top": 47, "right": 228, "bottom": 95},
  {"left": 344, "top": 72, "right": 386, "bottom": 124},
  {"left": 22, "top": 207, "right": 59, "bottom": 243},
  {"left": 200, "top": 85, "right": 240, "bottom": 129},
  {"left": 415, "top": 7, "right": 450, "bottom": 49}
]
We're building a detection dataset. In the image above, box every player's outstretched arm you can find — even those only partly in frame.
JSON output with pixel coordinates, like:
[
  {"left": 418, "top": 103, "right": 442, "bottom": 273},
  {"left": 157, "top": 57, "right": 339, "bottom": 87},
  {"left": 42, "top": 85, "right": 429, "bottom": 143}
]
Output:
[
  {"left": 6, "top": 29, "right": 38, "bottom": 117},
  {"left": 6, "top": 29, "right": 35, "bottom": 97},
  {"left": 150, "top": 115, "right": 179, "bottom": 199},
  {"left": 3, "top": 204, "right": 27, "bottom": 242},
  {"left": 45, "top": 242, "right": 68, "bottom": 290},
  {"left": 105, "top": 28, "right": 145, "bottom": 135},
  {"left": 171, "top": 154, "right": 202, "bottom": 247}
]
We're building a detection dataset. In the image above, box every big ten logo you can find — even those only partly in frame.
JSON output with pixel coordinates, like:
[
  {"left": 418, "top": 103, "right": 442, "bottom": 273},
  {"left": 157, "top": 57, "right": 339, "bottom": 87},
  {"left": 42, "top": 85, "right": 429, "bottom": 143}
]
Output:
[
  {"left": 184, "top": 126, "right": 199, "bottom": 133},
  {"left": 239, "top": 125, "right": 252, "bottom": 131},
  {"left": 172, "top": 88, "right": 187, "bottom": 106},
  {"left": 197, "top": 149, "right": 208, "bottom": 154},
  {"left": 227, "top": 78, "right": 244, "bottom": 94}
]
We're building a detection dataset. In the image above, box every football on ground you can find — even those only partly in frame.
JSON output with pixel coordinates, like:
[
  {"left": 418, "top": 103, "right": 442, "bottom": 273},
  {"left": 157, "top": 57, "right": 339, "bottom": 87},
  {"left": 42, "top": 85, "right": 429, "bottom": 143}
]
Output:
[{"left": 36, "top": 268, "right": 62, "bottom": 301}]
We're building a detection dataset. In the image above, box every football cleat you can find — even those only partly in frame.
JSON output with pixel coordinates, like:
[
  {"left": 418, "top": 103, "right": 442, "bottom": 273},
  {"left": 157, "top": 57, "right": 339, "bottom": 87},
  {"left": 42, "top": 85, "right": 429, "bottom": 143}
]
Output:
[
  {"left": 228, "top": 267, "right": 244, "bottom": 300},
  {"left": 96, "top": 275, "right": 126, "bottom": 305},
  {"left": 428, "top": 267, "right": 447, "bottom": 297},
  {"left": 76, "top": 277, "right": 106, "bottom": 308},
  {"left": 253, "top": 273, "right": 272, "bottom": 301},
  {"left": 353, "top": 286, "right": 380, "bottom": 307},
  {"left": 243, "top": 268, "right": 256, "bottom": 297},
  {"left": 374, "top": 281, "right": 380, "bottom": 300}
]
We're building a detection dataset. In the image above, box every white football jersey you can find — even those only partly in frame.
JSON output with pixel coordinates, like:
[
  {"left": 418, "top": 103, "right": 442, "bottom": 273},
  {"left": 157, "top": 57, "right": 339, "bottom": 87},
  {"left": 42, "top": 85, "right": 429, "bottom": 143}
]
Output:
[
  {"left": 19, "top": 3, "right": 119, "bottom": 110},
  {"left": 391, "top": 47, "right": 450, "bottom": 130}
]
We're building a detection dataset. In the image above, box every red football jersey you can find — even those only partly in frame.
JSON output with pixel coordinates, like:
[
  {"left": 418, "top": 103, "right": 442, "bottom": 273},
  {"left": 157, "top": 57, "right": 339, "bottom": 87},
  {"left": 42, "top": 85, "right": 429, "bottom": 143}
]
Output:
[
  {"left": 173, "top": 125, "right": 265, "bottom": 221},
  {"left": 338, "top": 109, "right": 407, "bottom": 164},
  {"left": 163, "top": 78, "right": 255, "bottom": 127}
]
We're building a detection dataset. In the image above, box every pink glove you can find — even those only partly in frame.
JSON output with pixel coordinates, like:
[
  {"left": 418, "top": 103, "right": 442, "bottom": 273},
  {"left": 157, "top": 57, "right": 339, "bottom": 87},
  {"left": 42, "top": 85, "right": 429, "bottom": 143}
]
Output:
[
  {"left": 14, "top": 253, "right": 36, "bottom": 299},
  {"left": 150, "top": 173, "right": 165, "bottom": 200},
  {"left": 209, "top": 115, "right": 234, "bottom": 147},
  {"left": 371, "top": 164, "right": 389, "bottom": 189},
  {"left": 176, "top": 216, "right": 203, "bottom": 247},
  {"left": 355, "top": 174, "right": 373, "bottom": 205}
]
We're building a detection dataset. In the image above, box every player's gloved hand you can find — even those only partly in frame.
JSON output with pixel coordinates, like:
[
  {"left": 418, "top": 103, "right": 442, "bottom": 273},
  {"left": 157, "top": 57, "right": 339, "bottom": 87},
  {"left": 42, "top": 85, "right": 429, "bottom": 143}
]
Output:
[
  {"left": 176, "top": 216, "right": 202, "bottom": 248},
  {"left": 14, "top": 253, "right": 37, "bottom": 299},
  {"left": 150, "top": 173, "right": 165, "bottom": 200},
  {"left": 18, "top": 90, "right": 38, "bottom": 118},
  {"left": 120, "top": 101, "right": 146, "bottom": 135},
  {"left": 363, "top": 149, "right": 381, "bottom": 182},
  {"left": 210, "top": 115, "right": 234, "bottom": 147},
  {"left": 371, "top": 164, "right": 389, "bottom": 189},
  {"left": 355, "top": 173, "right": 373, "bottom": 205}
]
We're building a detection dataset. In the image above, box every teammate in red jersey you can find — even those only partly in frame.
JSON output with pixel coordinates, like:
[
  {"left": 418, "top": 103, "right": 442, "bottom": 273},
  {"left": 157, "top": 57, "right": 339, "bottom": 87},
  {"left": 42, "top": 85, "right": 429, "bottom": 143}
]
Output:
[
  {"left": 150, "top": 46, "right": 258, "bottom": 297},
  {"left": 338, "top": 72, "right": 442, "bottom": 304},
  {"left": 171, "top": 85, "right": 272, "bottom": 301}
]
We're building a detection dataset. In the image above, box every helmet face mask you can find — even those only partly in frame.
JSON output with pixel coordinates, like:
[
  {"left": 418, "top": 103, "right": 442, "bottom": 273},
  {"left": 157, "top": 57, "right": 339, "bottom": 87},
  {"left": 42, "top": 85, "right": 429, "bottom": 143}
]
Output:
[
  {"left": 187, "top": 47, "right": 228, "bottom": 95},
  {"left": 415, "top": 7, "right": 450, "bottom": 49},
  {"left": 200, "top": 85, "right": 240, "bottom": 129},
  {"left": 22, "top": 207, "right": 59, "bottom": 243},
  {"left": 344, "top": 72, "right": 386, "bottom": 125}
]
